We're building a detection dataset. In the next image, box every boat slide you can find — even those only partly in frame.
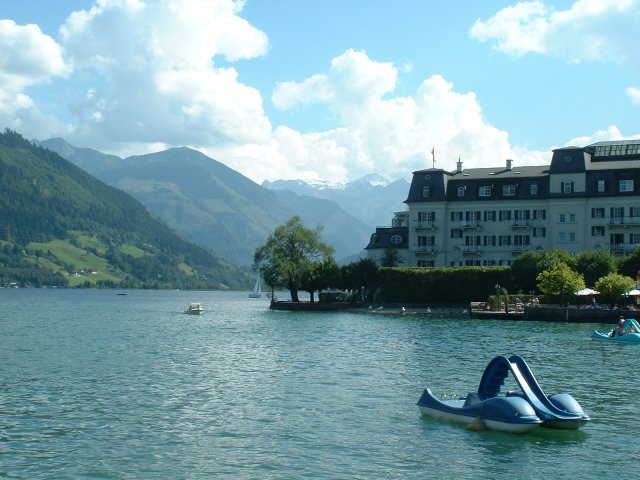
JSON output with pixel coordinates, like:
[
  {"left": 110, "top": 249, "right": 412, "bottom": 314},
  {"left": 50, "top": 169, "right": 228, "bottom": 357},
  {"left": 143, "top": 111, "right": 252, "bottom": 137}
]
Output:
[{"left": 478, "top": 354, "right": 588, "bottom": 428}]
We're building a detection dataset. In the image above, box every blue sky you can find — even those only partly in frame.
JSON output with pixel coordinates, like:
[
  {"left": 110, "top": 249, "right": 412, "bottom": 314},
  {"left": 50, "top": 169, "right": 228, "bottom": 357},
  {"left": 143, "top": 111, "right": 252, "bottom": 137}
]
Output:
[{"left": 1, "top": 0, "right": 638, "bottom": 184}]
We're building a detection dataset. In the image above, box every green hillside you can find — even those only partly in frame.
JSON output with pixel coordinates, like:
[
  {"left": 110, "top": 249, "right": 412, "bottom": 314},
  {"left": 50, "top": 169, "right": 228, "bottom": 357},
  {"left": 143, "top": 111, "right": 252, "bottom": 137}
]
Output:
[{"left": 0, "top": 129, "right": 251, "bottom": 289}]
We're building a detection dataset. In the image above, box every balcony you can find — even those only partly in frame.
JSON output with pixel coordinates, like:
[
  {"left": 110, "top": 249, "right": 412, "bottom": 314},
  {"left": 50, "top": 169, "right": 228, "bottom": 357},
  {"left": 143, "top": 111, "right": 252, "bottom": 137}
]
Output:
[
  {"left": 608, "top": 216, "right": 640, "bottom": 227},
  {"left": 511, "top": 219, "right": 532, "bottom": 229},
  {"left": 461, "top": 221, "right": 481, "bottom": 230},
  {"left": 414, "top": 220, "right": 437, "bottom": 230},
  {"left": 459, "top": 244, "right": 482, "bottom": 255},
  {"left": 511, "top": 244, "right": 532, "bottom": 255},
  {"left": 607, "top": 243, "right": 640, "bottom": 253},
  {"left": 413, "top": 245, "right": 438, "bottom": 255}
]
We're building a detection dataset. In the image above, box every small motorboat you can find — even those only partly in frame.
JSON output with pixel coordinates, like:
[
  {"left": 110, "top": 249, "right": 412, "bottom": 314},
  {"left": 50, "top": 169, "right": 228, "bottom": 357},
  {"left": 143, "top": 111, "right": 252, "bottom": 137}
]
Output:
[
  {"left": 185, "top": 303, "right": 204, "bottom": 315},
  {"left": 417, "top": 354, "right": 590, "bottom": 433},
  {"left": 592, "top": 317, "right": 640, "bottom": 342}
]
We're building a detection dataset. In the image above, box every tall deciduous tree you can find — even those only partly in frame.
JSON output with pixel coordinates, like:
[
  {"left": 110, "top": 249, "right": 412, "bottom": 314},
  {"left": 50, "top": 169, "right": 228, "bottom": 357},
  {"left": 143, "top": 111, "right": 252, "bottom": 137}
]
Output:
[
  {"left": 595, "top": 273, "right": 636, "bottom": 306},
  {"left": 253, "top": 216, "right": 335, "bottom": 302},
  {"left": 536, "top": 263, "right": 585, "bottom": 303},
  {"left": 574, "top": 249, "right": 619, "bottom": 287}
]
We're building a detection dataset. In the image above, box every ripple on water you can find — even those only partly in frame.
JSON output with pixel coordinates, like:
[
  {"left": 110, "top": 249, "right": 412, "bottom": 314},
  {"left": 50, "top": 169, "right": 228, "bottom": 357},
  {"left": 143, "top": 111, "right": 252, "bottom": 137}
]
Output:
[{"left": 1, "top": 289, "right": 638, "bottom": 479}]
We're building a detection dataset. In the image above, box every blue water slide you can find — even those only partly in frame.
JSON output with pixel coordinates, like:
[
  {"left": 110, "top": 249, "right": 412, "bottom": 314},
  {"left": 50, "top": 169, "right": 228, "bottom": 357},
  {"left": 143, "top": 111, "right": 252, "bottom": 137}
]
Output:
[
  {"left": 506, "top": 355, "right": 582, "bottom": 421},
  {"left": 477, "top": 354, "right": 583, "bottom": 423}
]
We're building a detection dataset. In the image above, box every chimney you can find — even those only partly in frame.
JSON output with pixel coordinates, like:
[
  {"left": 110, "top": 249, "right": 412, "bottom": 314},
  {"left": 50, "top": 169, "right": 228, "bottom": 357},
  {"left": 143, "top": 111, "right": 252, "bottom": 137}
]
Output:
[
  {"left": 456, "top": 157, "right": 463, "bottom": 173},
  {"left": 506, "top": 159, "right": 513, "bottom": 170}
]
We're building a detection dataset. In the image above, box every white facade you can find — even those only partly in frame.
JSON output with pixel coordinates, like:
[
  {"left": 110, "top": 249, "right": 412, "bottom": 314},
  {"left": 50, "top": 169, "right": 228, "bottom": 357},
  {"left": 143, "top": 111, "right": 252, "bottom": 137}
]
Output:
[{"left": 368, "top": 140, "right": 640, "bottom": 268}]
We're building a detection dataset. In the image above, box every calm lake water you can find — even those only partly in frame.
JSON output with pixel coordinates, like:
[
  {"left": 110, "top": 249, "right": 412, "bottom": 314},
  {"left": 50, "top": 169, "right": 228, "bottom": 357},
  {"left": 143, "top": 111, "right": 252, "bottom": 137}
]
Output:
[{"left": 1, "top": 289, "right": 639, "bottom": 479}]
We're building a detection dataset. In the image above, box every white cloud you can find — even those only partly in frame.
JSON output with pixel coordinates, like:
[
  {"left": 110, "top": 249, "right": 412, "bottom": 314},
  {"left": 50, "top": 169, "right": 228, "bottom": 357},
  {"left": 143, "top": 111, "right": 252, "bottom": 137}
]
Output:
[
  {"left": 565, "top": 125, "right": 640, "bottom": 146},
  {"left": 628, "top": 86, "right": 640, "bottom": 105},
  {"left": 269, "top": 50, "right": 528, "bottom": 183},
  {"left": 0, "top": 19, "right": 69, "bottom": 137},
  {"left": 57, "top": 0, "right": 271, "bottom": 150},
  {"left": 471, "top": 0, "right": 639, "bottom": 62}
]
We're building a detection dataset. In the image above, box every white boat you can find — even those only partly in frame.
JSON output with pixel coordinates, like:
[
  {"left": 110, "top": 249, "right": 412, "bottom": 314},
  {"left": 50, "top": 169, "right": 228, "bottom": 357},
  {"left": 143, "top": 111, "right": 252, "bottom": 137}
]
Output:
[
  {"left": 249, "top": 276, "right": 262, "bottom": 298},
  {"left": 185, "top": 303, "right": 204, "bottom": 314}
]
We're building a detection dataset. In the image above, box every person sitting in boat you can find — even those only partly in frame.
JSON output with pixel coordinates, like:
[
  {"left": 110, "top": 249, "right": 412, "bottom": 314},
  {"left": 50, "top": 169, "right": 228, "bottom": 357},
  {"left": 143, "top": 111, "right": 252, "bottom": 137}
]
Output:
[{"left": 615, "top": 317, "right": 625, "bottom": 336}]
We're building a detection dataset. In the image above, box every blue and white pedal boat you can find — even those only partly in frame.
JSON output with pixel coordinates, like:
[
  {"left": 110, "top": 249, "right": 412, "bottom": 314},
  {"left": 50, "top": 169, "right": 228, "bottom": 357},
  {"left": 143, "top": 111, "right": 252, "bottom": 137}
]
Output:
[
  {"left": 417, "top": 354, "right": 590, "bottom": 433},
  {"left": 417, "top": 389, "right": 541, "bottom": 433},
  {"left": 592, "top": 318, "right": 640, "bottom": 342}
]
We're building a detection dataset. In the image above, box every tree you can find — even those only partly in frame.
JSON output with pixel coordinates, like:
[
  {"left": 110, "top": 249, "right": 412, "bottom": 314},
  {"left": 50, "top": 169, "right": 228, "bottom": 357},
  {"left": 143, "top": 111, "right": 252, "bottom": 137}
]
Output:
[
  {"left": 510, "top": 249, "right": 574, "bottom": 293},
  {"left": 574, "top": 249, "right": 618, "bottom": 287},
  {"left": 340, "top": 258, "right": 379, "bottom": 299},
  {"left": 618, "top": 247, "right": 640, "bottom": 280},
  {"left": 253, "top": 216, "right": 335, "bottom": 302},
  {"left": 381, "top": 248, "right": 402, "bottom": 267},
  {"left": 595, "top": 273, "right": 636, "bottom": 306},
  {"left": 301, "top": 258, "right": 340, "bottom": 302},
  {"left": 536, "top": 263, "right": 585, "bottom": 303}
]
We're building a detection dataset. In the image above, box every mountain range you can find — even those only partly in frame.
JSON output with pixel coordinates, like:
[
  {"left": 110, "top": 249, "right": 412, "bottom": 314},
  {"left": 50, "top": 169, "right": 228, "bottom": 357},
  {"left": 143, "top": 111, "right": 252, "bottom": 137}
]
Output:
[
  {"left": 0, "top": 130, "right": 249, "bottom": 289},
  {"left": 41, "top": 138, "right": 409, "bottom": 266}
]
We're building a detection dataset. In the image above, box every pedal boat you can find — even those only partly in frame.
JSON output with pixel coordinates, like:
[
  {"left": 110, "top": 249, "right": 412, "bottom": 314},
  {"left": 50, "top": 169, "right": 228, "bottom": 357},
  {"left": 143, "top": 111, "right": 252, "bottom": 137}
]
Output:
[
  {"left": 592, "top": 318, "right": 640, "bottom": 342},
  {"left": 417, "top": 354, "right": 590, "bottom": 433}
]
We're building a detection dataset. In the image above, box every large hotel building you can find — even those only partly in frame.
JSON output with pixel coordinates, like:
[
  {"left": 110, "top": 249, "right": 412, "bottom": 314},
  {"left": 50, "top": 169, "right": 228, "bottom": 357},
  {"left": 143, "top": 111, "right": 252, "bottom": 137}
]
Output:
[{"left": 365, "top": 139, "right": 640, "bottom": 267}]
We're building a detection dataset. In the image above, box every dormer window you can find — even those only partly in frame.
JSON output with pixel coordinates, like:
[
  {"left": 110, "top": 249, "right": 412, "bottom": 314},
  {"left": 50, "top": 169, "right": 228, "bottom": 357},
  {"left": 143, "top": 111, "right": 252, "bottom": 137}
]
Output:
[
  {"left": 529, "top": 184, "right": 538, "bottom": 195},
  {"left": 390, "top": 235, "right": 403, "bottom": 245},
  {"left": 503, "top": 185, "right": 516, "bottom": 196},
  {"left": 479, "top": 186, "right": 491, "bottom": 197},
  {"left": 423, "top": 186, "right": 431, "bottom": 198},
  {"left": 597, "top": 180, "right": 605, "bottom": 192},
  {"left": 562, "top": 182, "right": 573, "bottom": 194},
  {"left": 457, "top": 186, "right": 465, "bottom": 197},
  {"left": 620, "top": 180, "right": 634, "bottom": 192}
]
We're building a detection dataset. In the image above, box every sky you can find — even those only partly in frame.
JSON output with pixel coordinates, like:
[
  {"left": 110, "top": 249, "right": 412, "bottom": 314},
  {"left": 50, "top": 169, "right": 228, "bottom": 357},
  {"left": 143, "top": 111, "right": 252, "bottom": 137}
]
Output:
[{"left": 1, "top": 0, "right": 639, "bottom": 185}]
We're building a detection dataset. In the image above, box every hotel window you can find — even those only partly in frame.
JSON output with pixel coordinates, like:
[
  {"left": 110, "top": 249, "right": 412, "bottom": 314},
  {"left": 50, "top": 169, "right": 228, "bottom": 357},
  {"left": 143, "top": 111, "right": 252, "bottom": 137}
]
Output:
[
  {"left": 630, "top": 234, "right": 640, "bottom": 245},
  {"left": 529, "top": 184, "right": 538, "bottom": 195},
  {"left": 479, "top": 185, "right": 491, "bottom": 197},
  {"left": 422, "top": 186, "right": 430, "bottom": 198},
  {"left": 532, "top": 209, "right": 546, "bottom": 220},
  {"left": 533, "top": 227, "right": 546, "bottom": 238},
  {"left": 569, "top": 213, "right": 576, "bottom": 223},
  {"left": 499, "top": 210, "right": 512, "bottom": 221},
  {"left": 562, "top": 182, "right": 573, "bottom": 194},
  {"left": 499, "top": 235, "right": 512, "bottom": 246},
  {"left": 390, "top": 235, "right": 403, "bottom": 245},
  {"left": 457, "top": 186, "right": 466, "bottom": 197},
  {"left": 418, "top": 260, "right": 435, "bottom": 267},
  {"left": 503, "top": 185, "right": 516, "bottom": 196},
  {"left": 451, "top": 229, "right": 463, "bottom": 239},
  {"left": 451, "top": 211, "right": 463, "bottom": 221},
  {"left": 418, "top": 236, "right": 435, "bottom": 247},
  {"left": 620, "top": 180, "right": 634, "bottom": 192},
  {"left": 611, "top": 144, "right": 627, "bottom": 156},
  {"left": 611, "top": 207, "right": 624, "bottom": 223},
  {"left": 592, "top": 208, "right": 605, "bottom": 219},
  {"left": 484, "top": 235, "right": 497, "bottom": 246},
  {"left": 597, "top": 180, "right": 605, "bottom": 193},
  {"left": 484, "top": 211, "right": 496, "bottom": 222},
  {"left": 631, "top": 207, "right": 640, "bottom": 218},
  {"left": 484, "top": 260, "right": 497, "bottom": 266},
  {"left": 559, "top": 232, "right": 576, "bottom": 243},
  {"left": 559, "top": 213, "right": 566, "bottom": 223},
  {"left": 592, "top": 226, "right": 605, "bottom": 237},
  {"left": 628, "top": 144, "right": 640, "bottom": 155}
]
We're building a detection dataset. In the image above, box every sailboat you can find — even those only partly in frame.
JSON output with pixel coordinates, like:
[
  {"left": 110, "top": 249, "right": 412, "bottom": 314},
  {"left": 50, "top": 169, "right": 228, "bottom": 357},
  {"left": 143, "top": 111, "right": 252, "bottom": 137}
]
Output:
[{"left": 249, "top": 276, "right": 262, "bottom": 298}]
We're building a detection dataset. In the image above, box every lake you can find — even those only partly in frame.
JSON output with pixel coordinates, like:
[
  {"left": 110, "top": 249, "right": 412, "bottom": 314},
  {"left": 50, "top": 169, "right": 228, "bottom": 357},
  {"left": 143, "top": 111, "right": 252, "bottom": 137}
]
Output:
[{"left": 1, "top": 289, "right": 639, "bottom": 479}]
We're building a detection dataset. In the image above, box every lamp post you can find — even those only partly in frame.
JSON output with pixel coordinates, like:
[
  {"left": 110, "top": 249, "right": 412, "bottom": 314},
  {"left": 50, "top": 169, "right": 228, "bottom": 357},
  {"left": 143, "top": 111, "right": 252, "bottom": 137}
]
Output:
[{"left": 495, "top": 284, "right": 500, "bottom": 312}]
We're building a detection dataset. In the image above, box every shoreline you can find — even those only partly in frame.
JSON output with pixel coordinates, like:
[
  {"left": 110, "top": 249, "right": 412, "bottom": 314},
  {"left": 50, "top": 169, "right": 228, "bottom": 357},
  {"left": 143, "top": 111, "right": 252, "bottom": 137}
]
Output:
[{"left": 270, "top": 300, "right": 633, "bottom": 324}]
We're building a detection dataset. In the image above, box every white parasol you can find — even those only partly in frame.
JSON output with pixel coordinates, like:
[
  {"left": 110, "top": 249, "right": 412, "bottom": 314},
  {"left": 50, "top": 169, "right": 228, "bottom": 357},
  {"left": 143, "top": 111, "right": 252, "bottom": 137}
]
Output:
[{"left": 574, "top": 288, "right": 599, "bottom": 296}]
